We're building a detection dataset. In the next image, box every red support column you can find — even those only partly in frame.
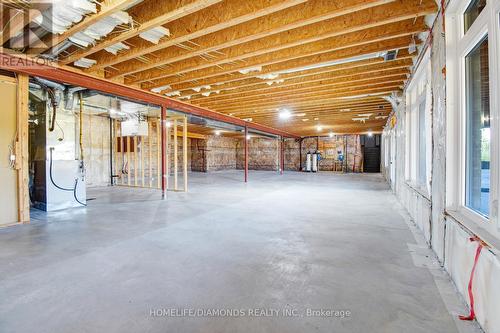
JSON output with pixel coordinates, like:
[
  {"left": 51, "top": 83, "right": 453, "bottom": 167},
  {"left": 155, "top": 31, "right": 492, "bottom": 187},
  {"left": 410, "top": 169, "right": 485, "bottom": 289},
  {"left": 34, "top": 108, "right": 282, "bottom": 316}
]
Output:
[
  {"left": 161, "top": 106, "right": 166, "bottom": 198},
  {"left": 280, "top": 136, "right": 284, "bottom": 175},
  {"left": 244, "top": 125, "right": 248, "bottom": 182}
]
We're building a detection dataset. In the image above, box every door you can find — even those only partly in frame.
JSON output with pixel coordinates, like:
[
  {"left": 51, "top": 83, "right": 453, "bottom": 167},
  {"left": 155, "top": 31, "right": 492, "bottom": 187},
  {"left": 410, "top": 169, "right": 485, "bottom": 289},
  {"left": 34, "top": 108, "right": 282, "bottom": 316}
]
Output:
[{"left": 362, "top": 134, "right": 381, "bottom": 173}]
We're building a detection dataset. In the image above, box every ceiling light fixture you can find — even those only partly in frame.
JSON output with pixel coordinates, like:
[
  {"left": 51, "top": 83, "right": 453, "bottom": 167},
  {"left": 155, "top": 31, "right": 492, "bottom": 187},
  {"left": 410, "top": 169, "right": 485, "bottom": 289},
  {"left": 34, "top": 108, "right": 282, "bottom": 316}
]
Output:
[
  {"left": 214, "top": 130, "right": 221, "bottom": 136},
  {"left": 279, "top": 109, "right": 291, "bottom": 120},
  {"left": 316, "top": 125, "right": 323, "bottom": 132},
  {"left": 329, "top": 132, "right": 334, "bottom": 138}
]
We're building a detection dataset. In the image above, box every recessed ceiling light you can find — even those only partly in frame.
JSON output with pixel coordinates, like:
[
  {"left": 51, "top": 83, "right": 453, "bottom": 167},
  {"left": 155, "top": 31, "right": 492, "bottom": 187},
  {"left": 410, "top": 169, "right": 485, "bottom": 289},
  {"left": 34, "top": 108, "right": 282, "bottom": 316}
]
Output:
[
  {"left": 316, "top": 125, "right": 323, "bottom": 132},
  {"left": 329, "top": 132, "right": 334, "bottom": 138},
  {"left": 214, "top": 130, "right": 221, "bottom": 136},
  {"left": 279, "top": 109, "right": 291, "bottom": 119},
  {"left": 367, "top": 131, "right": 373, "bottom": 137}
]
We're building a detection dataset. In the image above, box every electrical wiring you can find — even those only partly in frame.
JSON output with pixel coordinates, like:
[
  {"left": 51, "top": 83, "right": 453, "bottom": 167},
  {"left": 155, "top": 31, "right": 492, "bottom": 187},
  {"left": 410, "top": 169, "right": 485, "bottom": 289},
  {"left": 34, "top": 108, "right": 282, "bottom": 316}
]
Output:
[{"left": 49, "top": 148, "right": 87, "bottom": 206}]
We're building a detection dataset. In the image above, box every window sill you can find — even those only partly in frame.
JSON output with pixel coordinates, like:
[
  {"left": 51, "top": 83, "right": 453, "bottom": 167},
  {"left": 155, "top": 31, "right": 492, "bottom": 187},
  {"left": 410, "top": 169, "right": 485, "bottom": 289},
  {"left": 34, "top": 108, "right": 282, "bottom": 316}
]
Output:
[{"left": 446, "top": 209, "right": 500, "bottom": 254}]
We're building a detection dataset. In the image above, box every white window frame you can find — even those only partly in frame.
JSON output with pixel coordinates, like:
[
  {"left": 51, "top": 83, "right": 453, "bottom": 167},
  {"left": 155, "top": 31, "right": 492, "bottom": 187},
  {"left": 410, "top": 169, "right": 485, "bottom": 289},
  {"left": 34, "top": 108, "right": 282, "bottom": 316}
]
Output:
[
  {"left": 405, "top": 49, "right": 432, "bottom": 196},
  {"left": 446, "top": 0, "right": 500, "bottom": 241}
]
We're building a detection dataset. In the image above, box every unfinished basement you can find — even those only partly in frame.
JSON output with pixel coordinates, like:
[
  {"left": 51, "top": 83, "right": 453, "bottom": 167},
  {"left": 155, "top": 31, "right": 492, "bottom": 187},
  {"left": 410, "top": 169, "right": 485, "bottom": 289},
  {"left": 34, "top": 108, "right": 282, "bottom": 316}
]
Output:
[{"left": 1, "top": 0, "right": 499, "bottom": 332}]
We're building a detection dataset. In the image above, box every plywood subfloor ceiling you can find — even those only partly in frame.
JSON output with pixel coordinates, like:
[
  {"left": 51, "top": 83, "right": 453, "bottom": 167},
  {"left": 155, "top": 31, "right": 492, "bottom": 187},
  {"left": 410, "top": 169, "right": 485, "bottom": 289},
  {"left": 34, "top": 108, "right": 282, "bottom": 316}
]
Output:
[{"left": 6, "top": 0, "right": 437, "bottom": 136}]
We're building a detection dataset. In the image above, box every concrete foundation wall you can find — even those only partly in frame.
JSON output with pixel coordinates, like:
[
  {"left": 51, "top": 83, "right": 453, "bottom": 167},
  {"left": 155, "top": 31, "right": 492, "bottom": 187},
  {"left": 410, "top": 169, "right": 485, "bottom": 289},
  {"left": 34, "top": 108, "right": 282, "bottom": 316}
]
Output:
[{"left": 381, "top": 12, "right": 500, "bottom": 333}]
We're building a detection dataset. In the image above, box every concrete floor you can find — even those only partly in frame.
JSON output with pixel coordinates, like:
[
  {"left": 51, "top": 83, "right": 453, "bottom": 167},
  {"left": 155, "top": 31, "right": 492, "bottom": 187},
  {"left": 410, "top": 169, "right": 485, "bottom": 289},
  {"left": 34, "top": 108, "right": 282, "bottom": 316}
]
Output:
[{"left": 0, "top": 171, "right": 481, "bottom": 333}]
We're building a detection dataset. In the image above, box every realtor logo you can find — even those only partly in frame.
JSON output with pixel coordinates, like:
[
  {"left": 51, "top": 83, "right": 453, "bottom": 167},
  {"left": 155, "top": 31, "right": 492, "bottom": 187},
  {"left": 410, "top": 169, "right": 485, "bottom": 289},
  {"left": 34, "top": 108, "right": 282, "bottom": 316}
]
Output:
[{"left": 0, "top": 1, "right": 56, "bottom": 55}]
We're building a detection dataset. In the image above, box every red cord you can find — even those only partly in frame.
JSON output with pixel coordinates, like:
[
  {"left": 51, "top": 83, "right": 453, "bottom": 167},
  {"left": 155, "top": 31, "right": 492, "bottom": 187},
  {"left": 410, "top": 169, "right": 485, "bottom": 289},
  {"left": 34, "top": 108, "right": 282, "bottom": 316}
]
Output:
[{"left": 458, "top": 237, "right": 483, "bottom": 321}]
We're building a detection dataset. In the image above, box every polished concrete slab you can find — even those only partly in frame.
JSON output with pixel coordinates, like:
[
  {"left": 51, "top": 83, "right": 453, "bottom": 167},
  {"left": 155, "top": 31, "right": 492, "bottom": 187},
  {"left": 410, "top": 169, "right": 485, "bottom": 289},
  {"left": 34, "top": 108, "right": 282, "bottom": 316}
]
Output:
[{"left": 0, "top": 171, "right": 480, "bottom": 333}]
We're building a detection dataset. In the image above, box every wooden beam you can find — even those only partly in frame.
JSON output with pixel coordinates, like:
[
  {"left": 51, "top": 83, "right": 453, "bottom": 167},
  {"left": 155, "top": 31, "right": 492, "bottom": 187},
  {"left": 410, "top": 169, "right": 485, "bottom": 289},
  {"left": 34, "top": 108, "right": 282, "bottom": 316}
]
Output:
[
  {"left": 143, "top": 31, "right": 418, "bottom": 90},
  {"left": 234, "top": 103, "right": 391, "bottom": 118},
  {"left": 184, "top": 59, "right": 412, "bottom": 101},
  {"left": 164, "top": 51, "right": 413, "bottom": 96},
  {"left": 106, "top": 0, "right": 394, "bottom": 77},
  {"left": 226, "top": 96, "right": 388, "bottom": 111},
  {"left": 198, "top": 80, "right": 406, "bottom": 112},
  {"left": 30, "top": 0, "right": 137, "bottom": 55},
  {"left": 194, "top": 68, "right": 410, "bottom": 104},
  {"left": 226, "top": 98, "right": 391, "bottom": 115},
  {"left": 125, "top": 0, "right": 433, "bottom": 83},
  {"left": 91, "top": 0, "right": 309, "bottom": 72},
  {"left": 138, "top": 18, "right": 426, "bottom": 87},
  {"left": 16, "top": 73, "right": 29, "bottom": 223},
  {"left": 211, "top": 85, "right": 401, "bottom": 112},
  {"left": 60, "top": 0, "right": 223, "bottom": 65},
  {"left": 202, "top": 79, "right": 405, "bottom": 109}
]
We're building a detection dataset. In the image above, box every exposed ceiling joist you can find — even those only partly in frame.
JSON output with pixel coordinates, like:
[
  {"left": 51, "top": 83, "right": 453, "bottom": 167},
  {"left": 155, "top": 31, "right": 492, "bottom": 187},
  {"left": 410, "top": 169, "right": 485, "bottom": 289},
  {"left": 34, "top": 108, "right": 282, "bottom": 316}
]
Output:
[
  {"left": 81, "top": 0, "right": 307, "bottom": 69},
  {"left": 187, "top": 64, "right": 411, "bottom": 102},
  {"left": 144, "top": 33, "right": 418, "bottom": 92},
  {"left": 163, "top": 51, "right": 414, "bottom": 95},
  {"left": 138, "top": 17, "right": 427, "bottom": 87},
  {"left": 105, "top": 0, "right": 394, "bottom": 78},
  {"left": 201, "top": 80, "right": 405, "bottom": 110},
  {"left": 60, "top": 0, "right": 223, "bottom": 65},
  {"left": 29, "top": 0, "right": 139, "bottom": 55},
  {"left": 211, "top": 86, "right": 401, "bottom": 112},
  {"left": 196, "top": 72, "right": 408, "bottom": 106}
]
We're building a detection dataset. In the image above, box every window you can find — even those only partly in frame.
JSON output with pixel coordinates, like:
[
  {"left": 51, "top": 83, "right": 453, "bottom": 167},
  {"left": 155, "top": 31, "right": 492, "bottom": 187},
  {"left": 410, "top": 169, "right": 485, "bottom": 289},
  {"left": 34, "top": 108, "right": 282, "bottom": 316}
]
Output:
[
  {"left": 405, "top": 49, "right": 431, "bottom": 194},
  {"left": 464, "top": 0, "right": 486, "bottom": 32},
  {"left": 446, "top": 0, "right": 500, "bottom": 239},
  {"left": 465, "top": 37, "right": 490, "bottom": 216}
]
